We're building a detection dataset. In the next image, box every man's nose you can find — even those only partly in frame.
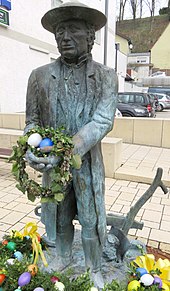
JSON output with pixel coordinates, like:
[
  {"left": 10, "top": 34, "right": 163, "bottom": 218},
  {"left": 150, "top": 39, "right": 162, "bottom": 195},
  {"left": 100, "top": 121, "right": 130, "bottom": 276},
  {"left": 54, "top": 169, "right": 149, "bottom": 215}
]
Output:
[{"left": 63, "top": 29, "right": 71, "bottom": 40}]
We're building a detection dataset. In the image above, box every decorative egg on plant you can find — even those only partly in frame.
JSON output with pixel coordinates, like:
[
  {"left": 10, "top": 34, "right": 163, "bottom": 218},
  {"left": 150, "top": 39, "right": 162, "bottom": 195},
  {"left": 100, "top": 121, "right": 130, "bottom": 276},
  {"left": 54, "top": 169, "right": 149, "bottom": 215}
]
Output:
[
  {"left": 14, "top": 251, "right": 23, "bottom": 261},
  {"left": 39, "top": 137, "right": 54, "bottom": 153},
  {"left": 18, "top": 271, "right": 31, "bottom": 287},
  {"left": 136, "top": 267, "right": 148, "bottom": 277},
  {"left": 51, "top": 276, "right": 59, "bottom": 283},
  {"left": 54, "top": 281, "right": 65, "bottom": 291},
  {"left": 27, "top": 133, "right": 42, "bottom": 147},
  {"left": 33, "top": 288, "right": 44, "bottom": 291},
  {"left": 153, "top": 276, "right": 162, "bottom": 288},
  {"left": 6, "top": 241, "right": 16, "bottom": 251},
  {"left": 0, "top": 274, "right": 6, "bottom": 285},
  {"left": 28, "top": 264, "right": 38, "bottom": 276},
  {"left": 140, "top": 273, "right": 154, "bottom": 286},
  {"left": 127, "top": 280, "right": 141, "bottom": 291}
]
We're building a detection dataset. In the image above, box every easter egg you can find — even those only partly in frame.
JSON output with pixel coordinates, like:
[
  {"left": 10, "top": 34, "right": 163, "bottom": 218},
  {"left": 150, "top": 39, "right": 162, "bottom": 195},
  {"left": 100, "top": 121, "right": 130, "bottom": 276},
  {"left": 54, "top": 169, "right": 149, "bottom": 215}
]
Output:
[
  {"left": 18, "top": 272, "right": 31, "bottom": 287},
  {"left": 162, "top": 282, "right": 169, "bottom": 291},
  {"left": 7, "top": 241, "right": 16, "bottom": 251},
  {"left": 33, "top": 288, "right": 44, "bottom": 291},
  {"left": 136, "top": 267, "right": 148, "bottom": 277},
  {"left": 28, "top": 264, "right": 38, "bottom": 276},
  {"left": 0, "top": 274, "right": 6, "bottom": 285},
  {"left": 128, "top": 280, "right": 141, "bottom": 291},
  {"left": 51, "top": 276, "right": 59, "bottom": 283},
  {"left": 14, "top": 289, "right": 21, "bottom": 291},
  {"left": 54, "top": 281, "right": 65, "bottom": 291},
  {"left": 27, "top": 133, "right": 42, "bottom": 147},
  {"left": 14, "top": 251, "right": 23, "bottom": 261},
  {"left": 6, "top": 258, "right": 15, "bottom": 265},
  {"left": 2, "top": 240, "right": 8, "bottom": 245},
  {"left": 39, "top": 138, "right": 54, "bottom": 148},
  {"left": 90, "top": 288, "right": 98, "bottom": 291},
  {"left": 140, "top": 274, "right": 154, "bottom": 286},
  {"left": 153, "top": 276, "right": 162, "bottom": 288}
]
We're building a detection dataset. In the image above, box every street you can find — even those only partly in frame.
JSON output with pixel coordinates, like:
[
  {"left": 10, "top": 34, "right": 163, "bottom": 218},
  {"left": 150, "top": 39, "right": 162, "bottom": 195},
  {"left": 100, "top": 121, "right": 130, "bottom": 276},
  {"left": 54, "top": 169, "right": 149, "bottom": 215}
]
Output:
[{"left": 156, "top": 109, "right": 170, "bottom": 118}]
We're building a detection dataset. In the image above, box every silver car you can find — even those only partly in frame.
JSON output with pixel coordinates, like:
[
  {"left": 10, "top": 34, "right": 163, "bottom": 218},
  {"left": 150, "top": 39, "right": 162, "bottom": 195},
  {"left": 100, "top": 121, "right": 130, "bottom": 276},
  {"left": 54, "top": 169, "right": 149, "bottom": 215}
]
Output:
[{"left": 155, "top": 93, "right": 170, "bottom": 111}]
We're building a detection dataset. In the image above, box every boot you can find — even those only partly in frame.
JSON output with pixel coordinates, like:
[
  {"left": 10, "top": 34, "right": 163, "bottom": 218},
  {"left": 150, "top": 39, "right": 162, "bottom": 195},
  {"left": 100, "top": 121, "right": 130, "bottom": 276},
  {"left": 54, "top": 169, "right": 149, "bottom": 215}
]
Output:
[{"left": 82, "top": 234, "right": 104, "bottom": 290}]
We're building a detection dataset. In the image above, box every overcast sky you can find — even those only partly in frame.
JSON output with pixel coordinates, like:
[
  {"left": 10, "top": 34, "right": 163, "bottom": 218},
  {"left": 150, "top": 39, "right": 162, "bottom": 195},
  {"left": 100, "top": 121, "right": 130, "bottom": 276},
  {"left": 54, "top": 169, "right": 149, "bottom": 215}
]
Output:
[{"left": 116, "top": 0, "right": 169, "bottom": 19}]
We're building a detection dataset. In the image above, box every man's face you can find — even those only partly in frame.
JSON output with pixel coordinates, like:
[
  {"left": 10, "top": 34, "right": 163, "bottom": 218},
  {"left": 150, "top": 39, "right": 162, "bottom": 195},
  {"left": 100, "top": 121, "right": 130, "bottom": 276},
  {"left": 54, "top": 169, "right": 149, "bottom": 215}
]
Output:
[{"left": 55, "top": 19, "right": 89, "bottom": 63}]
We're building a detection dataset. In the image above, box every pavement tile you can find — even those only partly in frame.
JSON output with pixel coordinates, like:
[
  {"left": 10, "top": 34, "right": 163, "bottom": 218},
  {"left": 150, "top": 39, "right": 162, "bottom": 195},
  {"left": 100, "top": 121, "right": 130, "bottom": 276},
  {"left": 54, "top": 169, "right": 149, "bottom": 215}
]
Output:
[
  {"left": 105, "top": 196, "right": 117, "bottom": 206},
  {"left": 110, "top": 185, "right": 121, "bottom": 191},
  {"left": 159, "top": 242, "right": 170, "bottom": 254},
  {"left": 1, "top": 211, "right": 26, "bottom": 225},
  {"left": 136, "top": 237, "right": 148, "bottom": 245},
  {"left": 141, "top": 202, "right": 164, "bottom": 212},
  {"left": 115, "top": 199, "right": 131, "bottom": 206},
  {"left": 142, "top": 220, "right": 159, "bottom": 229},
  {"left": 12, "top": 203, "right": 35, "bottom": 214},
  {"left": 119, "top": 186, "right": 139, "bottom": 194},
  {"left": 7, "top": 222, "right": 26, "bottom": 233},
  {"left": 136, "top": 226, "right": 151, "bottom": 239},
  {"left": 115, "top": 180, "right": 130, "bottom": 186},
  {"left": 142, "top": 209, "right": 162, "bottom": 223},
  {"left": 105, "top": 190, "right": 120, "bottom": 198},
  {"left": 161, "top": 198, "right": 170, "bottom": 206},
  {"left": 150, "top": 229, "right": 170, "bottom": 244},
  {"left": 163, "top": 205, "right": 170, "bottom": 216},
  {"left": 162, "top": 214, "right": 170, "bottom": 222},
  {"left": 0, "top": 222, "right": 12, "bottom": 232},
  {"left": 147, "top": 240, "right": 159, "bottom": 248},
  {"left": 0, "top": 193, "right": 20, "bottom": 203},
  {"left": 160, "top": 221, "right": 170, "bottom": 232},
  {"left": 110, "top": 204, "right": 123, "bottom": 212},
  {"left": 0, "top": 208, "right": 11, "bottom": 219},
  {"left": 118, "top": 192, "right": 136, "bottom": 201},
  {"left": 3, "top": 201, "right": 19, "bottom": 210},
  {"left": 150, "top": 197, "right": 161, "bottom": 204}
]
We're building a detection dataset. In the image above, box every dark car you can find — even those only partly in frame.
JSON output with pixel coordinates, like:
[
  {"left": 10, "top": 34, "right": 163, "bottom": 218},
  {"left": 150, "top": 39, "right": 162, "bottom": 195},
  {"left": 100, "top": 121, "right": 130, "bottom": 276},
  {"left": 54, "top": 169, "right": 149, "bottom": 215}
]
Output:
[
  {"left": 118, "top": 92, "right": 156, "bottom": 117},
  {"left": 117, "top": 102, "right": 149, "bottom": 117}
]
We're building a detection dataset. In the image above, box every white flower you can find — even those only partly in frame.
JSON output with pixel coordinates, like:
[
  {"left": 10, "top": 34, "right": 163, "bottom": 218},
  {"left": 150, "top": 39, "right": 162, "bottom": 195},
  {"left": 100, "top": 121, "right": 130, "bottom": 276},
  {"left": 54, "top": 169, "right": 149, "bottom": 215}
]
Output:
[{"left": 54, "top": 281, "right": 65, "bottom": 291}]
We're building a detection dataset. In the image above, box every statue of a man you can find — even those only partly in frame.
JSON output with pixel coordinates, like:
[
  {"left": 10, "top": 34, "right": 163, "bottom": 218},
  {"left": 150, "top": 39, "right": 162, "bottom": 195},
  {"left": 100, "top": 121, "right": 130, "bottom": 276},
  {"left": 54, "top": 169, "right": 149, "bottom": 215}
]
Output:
[{"left": 24, "top": 2, "right": 118, "bottom": 288}]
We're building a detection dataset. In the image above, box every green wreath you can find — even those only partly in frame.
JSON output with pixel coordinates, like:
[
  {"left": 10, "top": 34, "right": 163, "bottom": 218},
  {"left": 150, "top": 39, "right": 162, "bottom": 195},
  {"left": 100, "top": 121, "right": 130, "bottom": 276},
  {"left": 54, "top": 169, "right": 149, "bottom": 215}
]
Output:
[{"left": 9, "top": 126, "right": 81, "bottom": 203}]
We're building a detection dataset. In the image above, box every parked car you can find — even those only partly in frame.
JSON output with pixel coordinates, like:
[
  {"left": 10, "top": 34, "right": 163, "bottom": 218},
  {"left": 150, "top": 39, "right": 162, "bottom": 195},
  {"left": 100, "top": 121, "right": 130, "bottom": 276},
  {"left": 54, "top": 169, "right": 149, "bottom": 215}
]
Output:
[
  {"left": 148, "top": 87, "right": 170, "bottom": 97},
  {"left": 118, "top": 92, "right": 156, "bottom": 117},
  {"left": 117, "top": 102, "right": 149, "bottom": 117},
  {"left": 153, "top": 93, "right": 170, "bottom": 111},
  {"left": 148, "top": 93, "right": 162, "bottom": 112}
]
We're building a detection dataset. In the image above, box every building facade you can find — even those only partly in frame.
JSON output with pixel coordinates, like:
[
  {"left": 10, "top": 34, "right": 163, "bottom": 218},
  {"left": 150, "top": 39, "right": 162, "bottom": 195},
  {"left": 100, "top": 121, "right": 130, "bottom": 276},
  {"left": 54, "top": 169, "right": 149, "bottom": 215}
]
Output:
[{"left": 0, "top": 0, "right": 116, "bottom": 113}]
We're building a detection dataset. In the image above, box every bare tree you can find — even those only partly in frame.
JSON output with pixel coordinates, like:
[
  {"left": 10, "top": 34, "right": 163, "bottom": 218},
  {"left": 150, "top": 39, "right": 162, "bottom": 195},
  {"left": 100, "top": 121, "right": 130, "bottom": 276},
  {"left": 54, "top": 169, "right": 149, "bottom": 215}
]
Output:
[
  {"left": 144, "top": 0, "right": 156, "bottom": 16},
  {"left": 129, "top": 0, "right": 138, "bottom": 19},
  {"left": 118, "top": 0, "right": 128, "bottom": 20}
]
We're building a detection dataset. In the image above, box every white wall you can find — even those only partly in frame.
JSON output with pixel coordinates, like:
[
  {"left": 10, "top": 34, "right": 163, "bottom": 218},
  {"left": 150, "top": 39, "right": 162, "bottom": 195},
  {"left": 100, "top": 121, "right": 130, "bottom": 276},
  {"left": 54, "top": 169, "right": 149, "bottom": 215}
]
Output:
[{"left": 0, "top": 0, "right": 116, "bottom": 113}]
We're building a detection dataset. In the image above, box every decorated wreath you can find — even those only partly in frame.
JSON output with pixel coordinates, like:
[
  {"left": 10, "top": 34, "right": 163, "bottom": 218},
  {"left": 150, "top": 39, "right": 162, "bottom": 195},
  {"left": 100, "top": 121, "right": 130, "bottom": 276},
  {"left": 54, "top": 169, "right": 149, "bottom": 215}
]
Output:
[{"left": 9, "top": 126, "right": 81, "bottom": 203}]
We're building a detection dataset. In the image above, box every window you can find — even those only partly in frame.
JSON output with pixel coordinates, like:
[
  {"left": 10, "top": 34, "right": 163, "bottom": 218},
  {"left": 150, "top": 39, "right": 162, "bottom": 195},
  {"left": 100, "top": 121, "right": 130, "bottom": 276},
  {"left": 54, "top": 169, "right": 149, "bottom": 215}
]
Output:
[{"left": 135, "top": 95, "right": 144, "bottom": 103}]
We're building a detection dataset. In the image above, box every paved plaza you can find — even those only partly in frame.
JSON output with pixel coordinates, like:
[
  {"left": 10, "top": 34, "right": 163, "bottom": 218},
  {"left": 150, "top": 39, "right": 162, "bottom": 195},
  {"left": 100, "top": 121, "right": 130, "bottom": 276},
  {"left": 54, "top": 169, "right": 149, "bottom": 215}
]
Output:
[{"left": 0, "top": 142, "right": 170, "bottom": 254}]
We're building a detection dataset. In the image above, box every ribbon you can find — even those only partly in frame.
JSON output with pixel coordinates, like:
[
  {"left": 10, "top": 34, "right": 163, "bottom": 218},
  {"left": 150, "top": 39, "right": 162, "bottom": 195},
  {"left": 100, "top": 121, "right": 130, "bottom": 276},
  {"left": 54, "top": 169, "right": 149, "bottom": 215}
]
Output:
[
  {"left": 132, "top": 254, "right": 170, "bottom": 287},
  {"left": 11, "top": 222, "right": 48, "bottom": 267}
]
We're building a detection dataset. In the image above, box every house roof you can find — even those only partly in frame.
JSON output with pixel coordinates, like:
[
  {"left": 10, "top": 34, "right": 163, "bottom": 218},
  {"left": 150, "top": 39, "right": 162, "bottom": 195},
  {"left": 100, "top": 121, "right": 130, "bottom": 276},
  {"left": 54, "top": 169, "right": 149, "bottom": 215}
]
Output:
[{"left": 116, "top": 15, "right": 170, "bottom": 53}]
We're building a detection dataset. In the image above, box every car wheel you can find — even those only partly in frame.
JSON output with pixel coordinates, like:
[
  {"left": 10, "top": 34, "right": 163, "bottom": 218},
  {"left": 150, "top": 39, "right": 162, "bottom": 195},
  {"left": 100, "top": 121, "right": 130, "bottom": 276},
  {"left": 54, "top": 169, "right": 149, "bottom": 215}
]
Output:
[{"left": 159, "top": 104, "right": 164, "bottom": 111}]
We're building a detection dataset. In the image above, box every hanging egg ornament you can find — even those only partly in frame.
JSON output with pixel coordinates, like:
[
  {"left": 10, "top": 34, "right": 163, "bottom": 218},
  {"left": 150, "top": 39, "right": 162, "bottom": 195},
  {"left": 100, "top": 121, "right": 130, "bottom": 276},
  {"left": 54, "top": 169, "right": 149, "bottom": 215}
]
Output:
[
  {"left": 51, "top": 276, "right": 59, "bottom": 283},
  {"left": 6, "top": 241, "right": 16, "bottom": 251},
  {"left": 27, "top": 133, "right": 42, "bottom": 147},
  {"left": 136, "top": 267, "right": 148, "bottom": 277},
  {"left": 14, "top": 251, "right": 23, "bottom": 261},
  {"left": 153, "top": 276, "right": 162, "bottom": 288},
  {"left": 28, "top": 264, "right": 38, "bottom": 276},
  {"left": 54, "top": 281, "right": 65, "bottom": 291},
  {"left": 128, "top": 280, "right": 141, "bottom": 291},
  {"left": 18, "top": 272, "right": 31, "bottom": 287},
  {"left": 33, "top": 288, "right": 45, "bottom": 291},
  {"left": 0, "top": 274, "right": 6, "bottom": 285},
  {"left": 140, "top": 273, "right": 154, "bottom": 286}
]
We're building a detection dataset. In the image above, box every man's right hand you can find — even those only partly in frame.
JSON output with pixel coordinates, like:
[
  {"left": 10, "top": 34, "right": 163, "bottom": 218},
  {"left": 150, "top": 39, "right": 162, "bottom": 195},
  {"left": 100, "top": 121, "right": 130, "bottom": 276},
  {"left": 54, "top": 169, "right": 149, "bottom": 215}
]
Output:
[{"left": 25, "top": 150, "right": 61, "bottom": 172}]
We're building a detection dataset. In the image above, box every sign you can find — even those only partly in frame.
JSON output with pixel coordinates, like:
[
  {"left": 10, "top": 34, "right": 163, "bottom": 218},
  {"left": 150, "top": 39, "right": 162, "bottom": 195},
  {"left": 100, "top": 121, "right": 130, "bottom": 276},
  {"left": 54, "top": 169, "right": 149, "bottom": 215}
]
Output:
[
  {"left": 0, "top": 8, "right": 9, "bottom": 25},
  {"left": 0, "top": 0, "right": 11, "bottom": 11}
]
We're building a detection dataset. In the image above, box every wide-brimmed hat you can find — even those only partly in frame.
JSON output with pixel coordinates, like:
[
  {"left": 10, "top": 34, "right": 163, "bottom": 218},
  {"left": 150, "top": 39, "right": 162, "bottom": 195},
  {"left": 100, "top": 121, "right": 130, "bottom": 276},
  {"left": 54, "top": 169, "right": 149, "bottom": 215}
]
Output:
[{"left": 41, "top": 1, "right": 107, "bottom": 33}]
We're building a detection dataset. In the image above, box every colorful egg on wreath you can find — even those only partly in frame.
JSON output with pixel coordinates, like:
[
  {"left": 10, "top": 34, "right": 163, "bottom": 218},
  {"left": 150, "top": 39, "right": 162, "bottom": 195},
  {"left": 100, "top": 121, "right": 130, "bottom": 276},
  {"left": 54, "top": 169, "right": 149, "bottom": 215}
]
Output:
[
  {"left": 54, "top": 281, "right": 65, "bottom": 291},
  {"left": 51, "top": 276, "right": 59, "bottom": 283},
  {"left": 6, "top": 258, "right": 15, "bottom": 265},
  {"left": 28, "top": 264, "right": 38, "bottom": 276},
  {"left": 27, "top": 133, "right": 42, "bottom": 147},
  {"left": 6, "top": 241, "right": 16, "bottom": 251},
  {"left": 33, "top": 288, "right": 44, "bottom": 291},
  {"left": 0, "top": 274, "right": 6, "bottom": 285},
  {"left": 127, "top": 280, "right": 141, "bottom": 290},
  {"left": 2, "top": 240, "right": 8, "bottom": 245},
  {"left": 14, "top": 251, "right": 23, "bottom": 261},
  {"left": 18, "top": 271, "right": 31, "bottom": 287},
  {"left": 153, "top": 276, "right": 162, "bottom": 288},
  {"left": 140, "top": 274, "right": 154, "bottom": 286},
  {"left": 39, "top": 138, "right": 54, "bottom": 148},
  {"left": 136, "top": 267, "right": 148, "bottom": 277}
]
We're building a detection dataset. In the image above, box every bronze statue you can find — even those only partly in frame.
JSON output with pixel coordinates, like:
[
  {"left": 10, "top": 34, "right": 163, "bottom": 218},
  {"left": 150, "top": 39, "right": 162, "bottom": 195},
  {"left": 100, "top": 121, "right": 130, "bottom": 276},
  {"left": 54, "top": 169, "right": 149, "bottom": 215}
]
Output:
[{"left": 24, "top": 2, "right": 118, "bottom": 289}]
